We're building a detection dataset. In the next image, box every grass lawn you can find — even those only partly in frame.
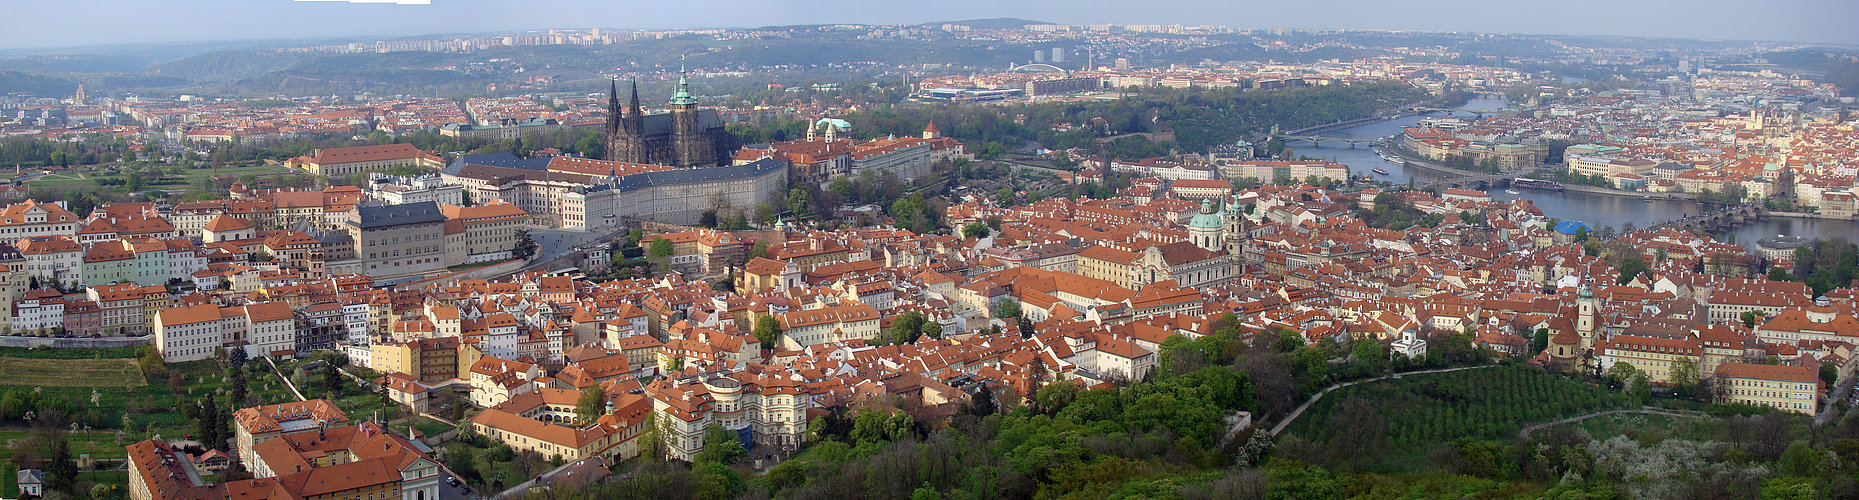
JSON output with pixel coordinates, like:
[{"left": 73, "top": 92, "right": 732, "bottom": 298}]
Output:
[
  {"left": 0, "top": 358, "right": 144, "bottom": 388},
  {"left": 0, "top": 428, "right": 137, "bottom": 459},
  {"left": 0, "top": 346, "right": 142, "bottom": 359},
  {"left": 28, "top": 164, "right": 295, "bottom": 191},
  {"left": 403, "top": 416, "right": 453, "bottom": 439},
  {"left": 1556, "top": 410, "right": 1732, "bottom": 443}
]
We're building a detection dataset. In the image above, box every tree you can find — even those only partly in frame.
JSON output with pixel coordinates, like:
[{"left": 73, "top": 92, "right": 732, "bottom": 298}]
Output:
[
  {"left": 992, "top": 298, "right": 1021, "bottom": 319},
  {"left": 694, "top": 425, "right": 745, "bottom": 465},
  {"left": 747, "top": 241, "right": 770, "bottom": 260},
  {"left": 322, "top": 364, "right": 341, "bottom": 392},
  {"left": 648, "top": 237, "right": 674, "bottom": 259},
  {"left": 699, "top": 210, "right": 719, "bottom": 228},
  {"left": 575, "top": 387, "right": 605, "bottom": 426},
  {"left": 1742, "top": 310, "right": 1766, "bottom": 329},
  {"left": 1629, "top": 374, "right": 1651, "bottom": 404},
  {"left": 786, "top": 188, "right": 811, "bottom": 217},
  {"left": 637, "top": 414, "right": 667, "bottom": 463},
  {"left": 43, "top": 426, "right": 75, "bottom": 495},
  {"left": 1670, "top": 356, "right": 1702, "bottom": 397},
  {"left": 1605, "top": 362, "right": 1639, "bottom": 385},
  {"left": 511, "top": 229, "right": 538, "bottom": 259},
  {"left": 754, "top": 203, "right": 776, "bottom": 227},
  {"left": 752, "top": 316, "right": 783, "bottom": 349},
  {"left": 962, "top": 222, "right": 991, "bottom": 239}
]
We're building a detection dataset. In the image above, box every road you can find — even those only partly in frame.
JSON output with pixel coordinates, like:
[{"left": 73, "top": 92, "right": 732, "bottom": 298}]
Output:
[
  {"left": 486, "top": 457, "right": 608, "bottom": 500},
  {"left": 1516, "top": 407, "right": 1705, "bottom": 439},
  {"left": 1269, "top": 364, "right": 1496, "bottom": 437},
  {"left": 1817, "top": 361, "right": 1859, "bottom": 426}
]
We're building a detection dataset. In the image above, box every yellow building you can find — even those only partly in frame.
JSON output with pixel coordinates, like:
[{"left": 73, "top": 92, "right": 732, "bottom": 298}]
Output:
[
  {"left": 1713, "top": 362, "right": 1819, "bottom": 414},
  {"left": 1076, "top": 245, "right": 1138, "bottom": 289},
  {"left": 1594, "top": 335, "right": 1702, "bottom": 384}
]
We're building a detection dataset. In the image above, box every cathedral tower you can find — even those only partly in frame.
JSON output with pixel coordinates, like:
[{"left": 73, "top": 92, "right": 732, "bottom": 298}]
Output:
[
  {"left": 669, "top": 58, "right": 713, "bottom": 168},
  {"left": 604, "top": 80, "right": 648, "bottom": 164}
]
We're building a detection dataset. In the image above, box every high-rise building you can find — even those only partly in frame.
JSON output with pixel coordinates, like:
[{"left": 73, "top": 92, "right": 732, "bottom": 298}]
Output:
[
  {"left": 1052, "top": 47, "right": 1065, "bottom": 64},
  {"left": 1034, "top": 50, "right": 1045, "bottom": 63}
]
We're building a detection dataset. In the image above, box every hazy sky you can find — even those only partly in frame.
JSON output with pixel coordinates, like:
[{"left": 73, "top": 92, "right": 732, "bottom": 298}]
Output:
[{"left": 6, "top": 0, "right": 1857, "bottom": 50}]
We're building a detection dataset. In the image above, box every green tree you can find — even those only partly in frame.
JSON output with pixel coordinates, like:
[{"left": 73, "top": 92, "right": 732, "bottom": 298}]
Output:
[
  {"left": 755, "top": 203, "right": 776, "bottom": 226},
  {"left": 1778, "top": 440, "right": 1824, "bottom": 476},
  {"left": 574, "top": 386, "right": 605, "bottom": 425},
  {"left": 694, "top": 425, "right": 745, "bottom": 465},
  {"left": 39, "top": 423, "right": 77, "bottom": 495},
  {"left": 0, "top": 460, "right": 14, "bottom": 497},
  {"left": 962, "top": 222, "right": 991, "bottom": 239},
  {"left": 1742, "top": 310, "right": 1766, "bottom": 329},
  {"left": 786, "top": 188, "right": 811, "bottom": 217},
  {"left": 636, "top": 414, "right": 666, "bottom": 463},
  {"left": 322, "top": 364, "right": 341, "bottom": 392},
  {"left": 1629, "top": 374, "right": 1651, "bottom": 404},
  {"left": 648, "top": 237, "right": 674, "bottom": 259},
  {"left": 511, "top": 229, "right": 538, "bottom": 259},
  {"left": 1670, "top": 356, "right": 1702, "bottom": 397},
  {"left": 752, "top": 316, "right": 783, "bottom": 349},
  {"left": 992, "top": 298, "right": 1021, "bottom": 319}
]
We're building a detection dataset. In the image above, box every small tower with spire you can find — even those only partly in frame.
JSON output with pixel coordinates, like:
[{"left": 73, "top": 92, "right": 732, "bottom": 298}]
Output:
[{"left": 1576, "top": 280, "right": 1599, "bottom": 349}]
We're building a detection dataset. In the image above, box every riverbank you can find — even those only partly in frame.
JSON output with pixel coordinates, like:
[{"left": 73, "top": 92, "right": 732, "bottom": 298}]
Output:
[
  {"left": 1383, "top": 146, "right": 1700, "bottom": 200},
  {"left": 1560, "top": 183, "right": 1698, "bottom": 201},
  {"left": 1768, "top": 210, "right": 1854, "bottom": 221}
]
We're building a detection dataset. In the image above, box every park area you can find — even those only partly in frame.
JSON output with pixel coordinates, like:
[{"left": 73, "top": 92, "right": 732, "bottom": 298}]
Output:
[
  {"left": 0, "top": 347, "right": 297, "bottom": 462},
  {"left": 28, "top": 163, "right": 295, "bottom": 192}
]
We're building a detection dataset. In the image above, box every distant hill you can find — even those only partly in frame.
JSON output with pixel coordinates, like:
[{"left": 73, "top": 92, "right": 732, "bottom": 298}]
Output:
[
  {"left": 143, "top": 50, "right": 306, "bottom": 82},
  {"left": 0, "top": 54, "right": 151, "bottom": 74},
  {"left": 0, "top": 70, "right": 78, "bottom": 97}
]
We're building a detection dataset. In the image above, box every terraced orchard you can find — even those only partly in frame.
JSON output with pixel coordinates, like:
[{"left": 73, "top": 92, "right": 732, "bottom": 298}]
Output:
[{"left": 1285, "top": 365, "right": 1632, "bottom": 464}]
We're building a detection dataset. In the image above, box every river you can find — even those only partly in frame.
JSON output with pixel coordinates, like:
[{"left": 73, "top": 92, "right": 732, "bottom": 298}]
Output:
[{"left": 1300, "top": 97, "right": 1859, "bottom": 247}]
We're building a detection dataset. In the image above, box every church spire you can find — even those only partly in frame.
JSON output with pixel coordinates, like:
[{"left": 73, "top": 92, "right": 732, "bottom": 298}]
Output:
[
  {"left": 669, "top": 55, "right": 698, "bottom": 107},
  {"left": 606, "top": 79, "right": 621, "bottom": 131},
  {"left": 628, "top": 78, "right": 643, "bottom": 127}
]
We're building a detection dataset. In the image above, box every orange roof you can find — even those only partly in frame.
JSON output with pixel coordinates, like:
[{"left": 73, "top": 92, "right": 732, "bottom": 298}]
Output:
[
  {"left": 1714, "top": 362, "right": 1817, "bottom": 383},
  {"left": 302, "top": 143, "right": 429, "bottom": 166},
  {"left": 158, "top": 303, "right": 223, "bottom": 326},
  {"left": 202, "top": 214, "right": 254, "bottom": 232},
  {"left": 441, "top": 200, "right": 528, "bottom": 221},
  {"left": 243, "top": 301, "right": 294, "bottom": 323}
]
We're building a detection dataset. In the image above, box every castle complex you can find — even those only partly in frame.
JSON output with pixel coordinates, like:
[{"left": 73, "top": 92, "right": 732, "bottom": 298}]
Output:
[{"left": 603, "top": 66, "right": 736, "bottom": 168}]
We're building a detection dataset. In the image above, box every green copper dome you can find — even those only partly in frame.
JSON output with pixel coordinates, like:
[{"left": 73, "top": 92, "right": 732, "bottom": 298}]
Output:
[
  {"left": 1189, "top": 197, "right": 1223, "bottom": 229},
  {"left": 669, "top": 56, "right": 698, "bottom": 106}
]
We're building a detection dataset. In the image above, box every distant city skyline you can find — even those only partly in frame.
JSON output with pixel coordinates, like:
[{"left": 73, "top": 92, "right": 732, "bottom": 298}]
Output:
[{"left": 3, "top": 0, "right": 1857, "bottom": 51}]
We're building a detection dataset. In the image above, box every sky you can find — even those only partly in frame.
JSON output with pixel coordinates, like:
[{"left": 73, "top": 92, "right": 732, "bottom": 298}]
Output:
[{"left": 5, "top": 0, "right": 1858, "bottom": 51}]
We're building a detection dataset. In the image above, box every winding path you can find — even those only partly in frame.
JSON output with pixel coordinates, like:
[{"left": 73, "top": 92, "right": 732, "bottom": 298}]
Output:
[
  {"left": 1516, "top": 407, "right": 1705, "bottom": 439},
  {"left": 1268, "top": 364, "right": 1497, "bottom": 437}
]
